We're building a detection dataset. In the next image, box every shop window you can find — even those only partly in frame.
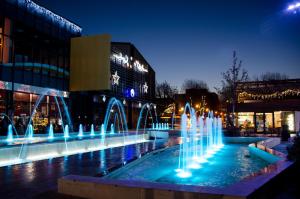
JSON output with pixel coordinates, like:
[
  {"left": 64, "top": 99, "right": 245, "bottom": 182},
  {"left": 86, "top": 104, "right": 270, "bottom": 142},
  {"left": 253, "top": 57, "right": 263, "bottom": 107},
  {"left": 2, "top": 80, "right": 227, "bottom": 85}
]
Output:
[
  {"left": 256, "top": 113, "right": 264, "bottom": 132},
  {"left": 265, "top": 113, "right": 273, "bottom": 132},
  {"left": 274, "top": 111, "right": 282, "bottom": 128},
  {"left": 283, "top": 112, "right": 295, "bottom": 132},
  {"left": 238, "top": 112, "right": 254, "bottom": 130}
]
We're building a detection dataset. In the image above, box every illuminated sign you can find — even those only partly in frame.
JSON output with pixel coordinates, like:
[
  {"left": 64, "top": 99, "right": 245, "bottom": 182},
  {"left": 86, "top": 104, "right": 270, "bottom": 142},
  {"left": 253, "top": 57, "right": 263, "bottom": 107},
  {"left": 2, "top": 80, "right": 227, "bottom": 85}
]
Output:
[
  {"left": 130, "top": 89, "right": 135, "bottom": 98},
  {"left": 112, "top": 53, "right": 129, "bottom": 66},
  {"left": 133, "top": 60, "right": 148, "bottom": 73},
  {"left": 125, "top": 88, "right": 136, "bottom": 98},
  {"left": 111, "top": 52, "right": 148, "bottom": 73}
]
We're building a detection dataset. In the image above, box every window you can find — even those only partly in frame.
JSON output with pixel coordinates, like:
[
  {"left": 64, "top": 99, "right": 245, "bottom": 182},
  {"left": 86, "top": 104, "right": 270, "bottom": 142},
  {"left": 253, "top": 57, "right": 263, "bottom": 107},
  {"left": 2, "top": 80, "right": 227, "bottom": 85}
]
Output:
[
  {"left": 238, "top": 112, "right": 254, "bottom": 130},
  {"left": 274, "top": 111, "right": 282, "bottom": 128},
  {"left": 265, "top": 113, "right": 273, "bottom": 131},
  {"left": 256, "top": 113, "right": 264, "bottom": 132}
]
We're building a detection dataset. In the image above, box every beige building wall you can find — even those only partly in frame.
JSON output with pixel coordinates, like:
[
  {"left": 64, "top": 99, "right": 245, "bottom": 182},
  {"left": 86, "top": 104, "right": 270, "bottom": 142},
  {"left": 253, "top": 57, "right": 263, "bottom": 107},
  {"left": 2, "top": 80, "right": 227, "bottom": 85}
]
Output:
[{"left": 70, "top": 34, "right": 111, "bottom": 91}]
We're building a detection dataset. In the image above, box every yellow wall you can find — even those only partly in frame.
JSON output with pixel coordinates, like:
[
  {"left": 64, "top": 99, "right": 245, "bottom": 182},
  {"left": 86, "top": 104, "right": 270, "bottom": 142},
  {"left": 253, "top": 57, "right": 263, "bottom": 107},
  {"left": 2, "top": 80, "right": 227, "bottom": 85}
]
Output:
[{"left": 70, "top": 34, "right": 111, "bottom": 91}]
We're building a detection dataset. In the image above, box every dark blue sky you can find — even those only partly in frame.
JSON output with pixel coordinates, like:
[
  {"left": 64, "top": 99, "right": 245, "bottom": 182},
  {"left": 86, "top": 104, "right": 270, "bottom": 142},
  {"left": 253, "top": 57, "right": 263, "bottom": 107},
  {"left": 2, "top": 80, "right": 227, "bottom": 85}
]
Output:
[{"left": 35, "top": 0, "right": 300, "bottom": 90}]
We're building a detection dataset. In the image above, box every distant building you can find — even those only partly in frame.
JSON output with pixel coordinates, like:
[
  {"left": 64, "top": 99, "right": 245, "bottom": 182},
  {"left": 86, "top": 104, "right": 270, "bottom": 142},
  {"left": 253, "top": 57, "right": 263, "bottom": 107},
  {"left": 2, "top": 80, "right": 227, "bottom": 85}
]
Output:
[
  {"left": 236, "top": 79, "right": 300, "bottom": 133},
  {"left": 175, "top": 88, "right": 220, "bottom": 115},
  {"left": 69, "top": 35, "right": 156, "bottom": 129},
  {"left": 0, "top": 0, "right": 81, "bottom": 133}
]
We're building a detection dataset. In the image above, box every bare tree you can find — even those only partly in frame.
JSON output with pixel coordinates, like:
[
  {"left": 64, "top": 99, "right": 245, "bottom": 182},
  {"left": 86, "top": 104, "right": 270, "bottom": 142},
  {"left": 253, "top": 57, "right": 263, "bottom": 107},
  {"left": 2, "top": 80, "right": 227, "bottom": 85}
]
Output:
[
  {"left": 156, "top": 81, "right": 178, "bottom": 99},
  {"left": 215, "top": 51, "right": 248, "bottom": 127},
  {"left": 181, "top": 79, "right": 208, "bottom": 92}
]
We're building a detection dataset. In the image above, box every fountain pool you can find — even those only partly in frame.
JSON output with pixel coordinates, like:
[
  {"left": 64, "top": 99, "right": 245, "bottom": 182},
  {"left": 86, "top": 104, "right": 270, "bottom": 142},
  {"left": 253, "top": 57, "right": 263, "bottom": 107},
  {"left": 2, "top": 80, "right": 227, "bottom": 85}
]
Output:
[{"left": 104, "top": 139, "right": 280, "bottom": 187}]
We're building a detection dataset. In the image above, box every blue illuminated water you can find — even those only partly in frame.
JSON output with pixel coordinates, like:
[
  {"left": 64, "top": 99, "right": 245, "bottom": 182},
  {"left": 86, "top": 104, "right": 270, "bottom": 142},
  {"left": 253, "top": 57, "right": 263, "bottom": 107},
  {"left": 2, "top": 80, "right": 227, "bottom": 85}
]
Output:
[
  {"left": 106, "top": 142, "right": 279, "bottom": 187},
  {"left": 78, "top": 124, "right": 83, "bottom": 137},
  {"left": 64, "top": 125, "right": 70, "bottom": 138},
  {"left": 6, "top": 125, "right": 13, "bottom": 143},
  {"left": 28, "top": 124, "right": 34, "bottom": 140},
  {"left": 90, "top": 124, "right": 95, "bottom": 136},
  {"left": 48, "top": 124, "right": 54, "bottom": 139}
]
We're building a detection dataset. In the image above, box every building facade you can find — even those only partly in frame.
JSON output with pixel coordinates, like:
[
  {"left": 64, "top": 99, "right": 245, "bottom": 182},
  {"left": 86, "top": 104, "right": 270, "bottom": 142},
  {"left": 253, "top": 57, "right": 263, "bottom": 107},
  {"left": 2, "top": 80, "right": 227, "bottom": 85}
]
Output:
[
  {"left": 236, "top": 79, "right": 300, "bottom": 134},
  {"left": 0, "top": 0, "right": 81, "bottom": 134},
  {"left": 69, "top": 35, "right": 156, "bottom": 129},
  {"left": 175, "top": 88, "right": 220, "bottom": 115}
]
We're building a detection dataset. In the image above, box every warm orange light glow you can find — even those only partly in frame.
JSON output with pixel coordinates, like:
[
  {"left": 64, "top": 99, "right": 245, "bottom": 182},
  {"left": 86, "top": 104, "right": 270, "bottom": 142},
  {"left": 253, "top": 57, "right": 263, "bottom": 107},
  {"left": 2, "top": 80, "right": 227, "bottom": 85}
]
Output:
[
  {"left": 205, "top": 108, "right": 209, "bottom": 112},
  {"left": 195, "top": 104, "right": 200, "bottom": 108},
  {"left": 180, "top": 107, "right": 184, "bottom": 112}
]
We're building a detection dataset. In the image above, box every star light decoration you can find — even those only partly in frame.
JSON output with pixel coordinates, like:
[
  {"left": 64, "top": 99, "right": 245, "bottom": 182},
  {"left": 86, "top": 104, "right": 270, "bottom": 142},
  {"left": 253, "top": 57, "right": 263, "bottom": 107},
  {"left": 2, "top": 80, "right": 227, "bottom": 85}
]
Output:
[
  {"left": 143, "top": 82, "right": 148, "bottom": 94},
  {"left": 112, "top": 71, "right": 120, "bottom": 86}
]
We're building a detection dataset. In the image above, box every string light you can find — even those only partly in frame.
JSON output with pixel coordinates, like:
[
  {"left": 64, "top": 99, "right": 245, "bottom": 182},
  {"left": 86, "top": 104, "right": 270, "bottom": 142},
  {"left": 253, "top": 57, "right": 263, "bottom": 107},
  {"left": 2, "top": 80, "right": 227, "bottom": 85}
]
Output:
[{"left": 238, "top": 89, "right": 300, "bottom": 101}]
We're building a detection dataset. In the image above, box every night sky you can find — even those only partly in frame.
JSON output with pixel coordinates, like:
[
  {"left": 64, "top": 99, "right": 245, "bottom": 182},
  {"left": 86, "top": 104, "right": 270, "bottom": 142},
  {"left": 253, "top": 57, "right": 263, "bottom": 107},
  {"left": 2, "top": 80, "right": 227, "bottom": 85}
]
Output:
[{"left": 35, "top": 0, "right": 300, "bottom": 90}]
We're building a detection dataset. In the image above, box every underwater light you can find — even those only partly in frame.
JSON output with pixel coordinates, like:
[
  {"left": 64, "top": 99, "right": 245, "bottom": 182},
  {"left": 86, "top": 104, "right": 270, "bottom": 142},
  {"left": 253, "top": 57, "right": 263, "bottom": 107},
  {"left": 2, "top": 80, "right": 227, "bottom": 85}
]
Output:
[
  {"left": 193, "top": 156, "right": 208, "bottom": 163},
  {"left": 188, "top": 162, "right": 202, "bottom": 169},
  {"left": 176, "top": 170, "right": 192, "bottom": 178}
]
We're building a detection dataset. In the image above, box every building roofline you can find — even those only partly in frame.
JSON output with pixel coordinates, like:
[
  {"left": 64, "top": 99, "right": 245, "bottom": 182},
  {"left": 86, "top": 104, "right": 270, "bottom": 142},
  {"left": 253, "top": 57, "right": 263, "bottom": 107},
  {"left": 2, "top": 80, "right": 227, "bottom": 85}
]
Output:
[
  {"left": 9, "top": 0, "right": 82, "bottom": 34},
  {"left": 237, "top": 78, "right": 300, "bottom": 85}
]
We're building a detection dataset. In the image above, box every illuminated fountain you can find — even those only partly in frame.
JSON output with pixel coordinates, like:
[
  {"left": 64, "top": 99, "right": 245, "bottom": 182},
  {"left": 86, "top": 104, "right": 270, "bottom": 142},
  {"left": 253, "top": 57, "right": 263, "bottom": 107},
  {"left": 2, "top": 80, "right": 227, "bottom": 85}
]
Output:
[
  {"left": 90, "top": 124, "right": 95, "bottom": 136},
  {"left": 197, "top": 115, "right": 206, "bottom": 163},
  {"left": 217, "top": 117, "right": 224, "bottom": 147},
  {"left": 48, "top": 124, "right": 54, "bottom": 139},
  {"left": 64, "top": 125, "right": 70, "bottom": 138},
  {"left": 176, "top": 103, "right": 224, "bottom": 178},
  {"left": 136, "top": 103, "right": 157, "bottom": 132},
  {"left": 189, "top": 109, "right": 201, "bottom": 169},
  {"left": 151, "top": 123, "right": 169, "bottom": 130},
  {"left": 78, "top": 124, "right": 83, "bottom": 138},
  {"left": 27, "top": 124, "right": 34, "bottom": 140},
  {"left": 0, "top": 96, "right": 149, "bottom": 167},
  {"left": 176, "top": 111, "right": 191, "bottom": 178},
  {"left": 103, "top": 97, "right": 128, "bottom": 134},
  {"left": 101, "top": 124, "right": 105, "bottom": 135},
  {"left": 110, "top": 124, "right": 115, "bottom": 135},
  {"left": 6, "top": 124, "right": 14, "bottom": 143}
]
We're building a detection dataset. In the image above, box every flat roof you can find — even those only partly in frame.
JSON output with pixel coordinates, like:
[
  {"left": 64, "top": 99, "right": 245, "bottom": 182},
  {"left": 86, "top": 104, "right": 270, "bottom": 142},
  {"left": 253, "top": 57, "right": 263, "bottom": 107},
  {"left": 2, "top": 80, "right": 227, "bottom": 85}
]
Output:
[{"left": 8, "top": 0, "right": 82, "bottom": 34}]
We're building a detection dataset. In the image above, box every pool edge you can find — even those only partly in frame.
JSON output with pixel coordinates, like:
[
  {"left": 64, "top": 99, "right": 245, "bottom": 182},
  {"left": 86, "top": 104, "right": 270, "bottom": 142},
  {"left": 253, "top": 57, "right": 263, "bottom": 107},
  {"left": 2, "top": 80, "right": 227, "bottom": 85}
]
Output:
[{"left": 58, "top": 137, "right": 294, "bottom": 199}]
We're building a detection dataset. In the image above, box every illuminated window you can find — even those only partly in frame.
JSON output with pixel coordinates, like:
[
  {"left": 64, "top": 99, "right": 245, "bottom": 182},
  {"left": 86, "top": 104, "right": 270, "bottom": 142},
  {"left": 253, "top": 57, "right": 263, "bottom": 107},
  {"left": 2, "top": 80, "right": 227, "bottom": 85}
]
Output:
[
  {"left": 283, "top": 112, "right": 295, "bottom": 132},
  {"left": 238, "top": 112, "right": 254, "bottom": 129},
  {"left": 256, "top": 113, "right": 264, "bottom": 132},
  {"left": 265, "top": 113, "right": 273, "bottom": 131},
  {"left": 274, "top": 111, "right": 282, "bottom": 128}
]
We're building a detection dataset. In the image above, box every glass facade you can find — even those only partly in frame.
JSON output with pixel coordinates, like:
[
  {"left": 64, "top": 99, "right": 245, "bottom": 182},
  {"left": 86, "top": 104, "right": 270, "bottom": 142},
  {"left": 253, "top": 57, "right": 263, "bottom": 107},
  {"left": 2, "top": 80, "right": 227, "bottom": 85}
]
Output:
[
  {"left": 0, "top": 0, "right": 81, "bottom": 135},
  {"left": 238, "top": 111, "right": 297, "bottom": 133},
  {"left": 110, "top": 43, "right": 156, "bottom": 101},
  {"left": 238, "top": 112, "right": 254, "bottom": 131}
]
